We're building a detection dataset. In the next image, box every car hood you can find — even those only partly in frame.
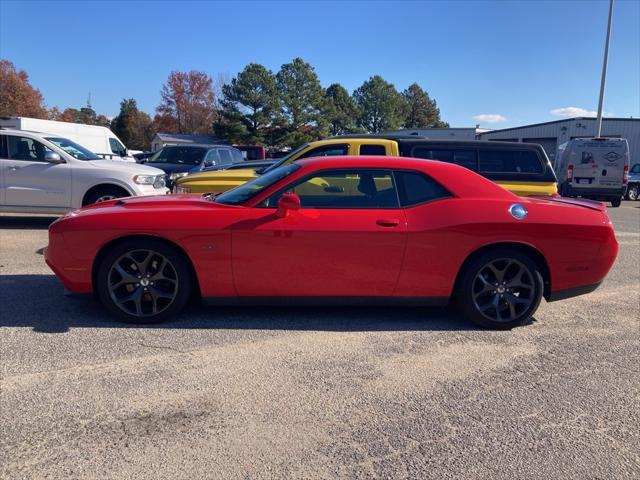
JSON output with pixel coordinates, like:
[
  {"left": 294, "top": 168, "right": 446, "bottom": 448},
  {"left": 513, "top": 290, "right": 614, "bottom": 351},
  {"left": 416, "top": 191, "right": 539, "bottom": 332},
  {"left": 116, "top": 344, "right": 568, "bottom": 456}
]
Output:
[
  {"left": 175, "top": 168, "right": 259, "bottom": 184},
  {"left": 87, "top": 159, "right": 165, "bottom": 175},
  {"left": 70, "top": 194, "right": 238, "bottom": 215},
  {"left": 143, "top": 162, "right": 199, "bottom": 174}
]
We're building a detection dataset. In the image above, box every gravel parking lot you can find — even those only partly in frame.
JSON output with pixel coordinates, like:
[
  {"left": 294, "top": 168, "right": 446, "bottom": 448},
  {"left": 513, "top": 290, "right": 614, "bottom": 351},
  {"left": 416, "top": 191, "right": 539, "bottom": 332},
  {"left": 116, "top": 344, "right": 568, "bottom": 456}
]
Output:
[{"left": 1, "top": 204, "right": 639, "bottom": 479}]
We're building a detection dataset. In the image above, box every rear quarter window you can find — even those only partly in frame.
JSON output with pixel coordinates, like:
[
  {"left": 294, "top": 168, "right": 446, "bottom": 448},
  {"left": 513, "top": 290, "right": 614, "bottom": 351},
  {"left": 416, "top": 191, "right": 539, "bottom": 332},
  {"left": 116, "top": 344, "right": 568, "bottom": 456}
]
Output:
[
  {"left": 478, "top": 150, "right": 543, "bottom": 174},
  {"left": 359, "top": 144, "right": 387, "bottom": 156},
  {"left": 394, "top": 170, "right": 451, "bottom": 206}
]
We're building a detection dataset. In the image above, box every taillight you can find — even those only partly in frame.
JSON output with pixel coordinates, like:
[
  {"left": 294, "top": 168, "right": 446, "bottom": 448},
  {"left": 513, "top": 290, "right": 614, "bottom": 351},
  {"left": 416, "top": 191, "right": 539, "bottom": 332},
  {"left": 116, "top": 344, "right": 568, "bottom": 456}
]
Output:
[
  {"left": 623, "top": 164, "right": 629, "bottom": 184},
  {"left": 567, "top": 164, "right": 574, "bottom": 182}
]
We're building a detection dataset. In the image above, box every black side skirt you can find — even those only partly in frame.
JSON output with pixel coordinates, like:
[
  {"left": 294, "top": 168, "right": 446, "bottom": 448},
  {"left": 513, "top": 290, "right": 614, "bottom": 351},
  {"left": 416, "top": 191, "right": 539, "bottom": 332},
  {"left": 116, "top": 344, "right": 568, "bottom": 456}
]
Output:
[
  {"left": 203, "top": 296, "right": 449, "bottom": 307},
  {"left": 546, "top": 282, "right": 602, "bottom": 302}
]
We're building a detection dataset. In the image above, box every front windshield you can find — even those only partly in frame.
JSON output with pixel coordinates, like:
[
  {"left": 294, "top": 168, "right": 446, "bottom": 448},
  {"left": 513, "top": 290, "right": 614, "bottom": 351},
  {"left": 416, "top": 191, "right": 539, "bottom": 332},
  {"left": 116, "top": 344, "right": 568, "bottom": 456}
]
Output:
[
  {"left": 261, "top": 144, "right": 309, "bottom": 173},
  {"left": 216, "top": 164, "right": 300, "bottom": 205},
  {"left": 149, "top": 146, "right": 206, "bottom": 165},
  {"left": 45, "top": 137, "right": 100, "bottom": 161}
]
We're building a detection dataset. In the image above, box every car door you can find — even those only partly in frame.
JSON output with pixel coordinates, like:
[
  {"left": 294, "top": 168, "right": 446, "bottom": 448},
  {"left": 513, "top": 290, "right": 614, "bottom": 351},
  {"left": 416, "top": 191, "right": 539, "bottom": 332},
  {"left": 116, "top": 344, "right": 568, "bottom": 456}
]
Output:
[
  {"left": 3, "top": 134, "right": 72, "bottom": 208},
  {"left": 217, "top": 149, "right": 234, "bottom": 168},
  {"left": 231, "top": 169, "right": 407, "bottom": 297}
]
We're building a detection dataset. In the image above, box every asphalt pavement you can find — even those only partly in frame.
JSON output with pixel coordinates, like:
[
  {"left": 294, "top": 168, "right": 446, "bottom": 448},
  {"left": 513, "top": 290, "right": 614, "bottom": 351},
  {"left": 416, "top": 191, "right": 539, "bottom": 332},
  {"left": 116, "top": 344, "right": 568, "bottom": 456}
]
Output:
[{"left": 1, "top": 203, "right": 638, "bottom": 479}]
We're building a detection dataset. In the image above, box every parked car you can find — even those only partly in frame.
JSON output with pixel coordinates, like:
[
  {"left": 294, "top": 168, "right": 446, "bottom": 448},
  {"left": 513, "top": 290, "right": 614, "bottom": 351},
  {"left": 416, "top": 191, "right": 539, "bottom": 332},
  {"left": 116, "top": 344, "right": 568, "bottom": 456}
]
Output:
[
  {"left": 143, "top": 144, "right": 244, "bottom": 190},
  {"left": 555, "top": 138, "right": 630, "bottom": 207},
  {"left": 0, "top": 116, "right": 135, "bottom": 162},
  {"left": 45, "top": 156, "right": 618, "bottom": 329},
  {"left": 0, "top": 130, "right": 167, "bottom": 214},
  {"left": 175, "top": 136, "right": 558, "bottom": 197},
  {"left": 625, "top": 163, "right": 639, "bottom": 200}
]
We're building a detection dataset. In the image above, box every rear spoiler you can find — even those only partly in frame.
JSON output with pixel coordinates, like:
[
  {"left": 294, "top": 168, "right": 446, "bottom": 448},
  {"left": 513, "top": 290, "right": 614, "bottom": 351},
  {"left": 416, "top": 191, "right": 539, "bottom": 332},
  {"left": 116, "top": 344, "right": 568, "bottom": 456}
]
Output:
[{"left": 529, "top": 194, "right": 607, "bottom": 212}]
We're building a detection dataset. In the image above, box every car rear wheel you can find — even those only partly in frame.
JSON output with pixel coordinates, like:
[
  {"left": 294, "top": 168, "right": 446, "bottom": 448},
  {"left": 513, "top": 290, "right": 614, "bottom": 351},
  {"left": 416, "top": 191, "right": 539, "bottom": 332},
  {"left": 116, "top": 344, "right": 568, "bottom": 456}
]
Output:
[
  {"left": 456, "top": 249, "right": 543, "bottom": 329},
  {"left": 625, "top": 185, "right": 638, "bottom": 201},
  {"left": 96, "top": 239, "right": 192, "bottom": 323},
  {"left": 610, "top": 197, "right": 622, "bottom": 208}
]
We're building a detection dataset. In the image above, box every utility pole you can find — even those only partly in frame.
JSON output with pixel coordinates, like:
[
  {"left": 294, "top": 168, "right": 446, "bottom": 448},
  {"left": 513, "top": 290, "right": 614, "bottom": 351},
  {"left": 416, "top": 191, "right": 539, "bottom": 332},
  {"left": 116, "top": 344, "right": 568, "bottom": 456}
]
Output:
[{"left": 596, "top": 0, "right": 614, "bottom": 138}]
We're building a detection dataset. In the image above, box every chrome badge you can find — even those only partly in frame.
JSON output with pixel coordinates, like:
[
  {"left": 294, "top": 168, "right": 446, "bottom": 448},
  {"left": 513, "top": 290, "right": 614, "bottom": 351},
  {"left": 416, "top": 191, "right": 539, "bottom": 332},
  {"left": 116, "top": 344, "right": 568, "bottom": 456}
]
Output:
[{"left": 509, "top": 203, "right": 528, "bottom": 220}]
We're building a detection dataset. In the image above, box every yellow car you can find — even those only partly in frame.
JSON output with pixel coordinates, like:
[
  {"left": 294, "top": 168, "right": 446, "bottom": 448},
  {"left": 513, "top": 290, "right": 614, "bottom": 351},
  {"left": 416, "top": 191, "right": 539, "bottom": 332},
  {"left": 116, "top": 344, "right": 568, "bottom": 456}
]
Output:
[
  {"left": 174, "top": 138, "right": 399, "bottom": 194},
  {"left": 175, "top": 136, "right": 557, "bottom": 197}
]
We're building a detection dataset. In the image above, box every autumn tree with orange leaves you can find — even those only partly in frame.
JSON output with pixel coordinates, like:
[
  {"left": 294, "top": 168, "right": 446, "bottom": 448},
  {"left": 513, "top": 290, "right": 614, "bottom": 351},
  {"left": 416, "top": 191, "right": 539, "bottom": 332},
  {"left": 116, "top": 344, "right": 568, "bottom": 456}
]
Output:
[
  {"left": 0, "top": 60, "right": 49, "bottom": 118},
  {"left": 156, "top": 70, "right": 216, "bottom": 135}
]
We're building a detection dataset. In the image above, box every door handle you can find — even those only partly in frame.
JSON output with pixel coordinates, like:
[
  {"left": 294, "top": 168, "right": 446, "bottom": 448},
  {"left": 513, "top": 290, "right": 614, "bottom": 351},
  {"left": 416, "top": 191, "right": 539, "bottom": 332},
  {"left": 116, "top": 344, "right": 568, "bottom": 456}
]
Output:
[
  {"left": 376, "top": 218, "right": 400, "bottom": 227},
  {"left": 9, "top": 166, "right": 19, "bottom": 171}
]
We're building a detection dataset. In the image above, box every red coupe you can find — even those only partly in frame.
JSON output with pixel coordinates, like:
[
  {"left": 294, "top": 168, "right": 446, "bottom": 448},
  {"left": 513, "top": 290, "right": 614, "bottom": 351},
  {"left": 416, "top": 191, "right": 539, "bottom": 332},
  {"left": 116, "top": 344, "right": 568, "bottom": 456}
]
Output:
[{"left": 45, "top": 156, "right": 618, "bottom": 329}]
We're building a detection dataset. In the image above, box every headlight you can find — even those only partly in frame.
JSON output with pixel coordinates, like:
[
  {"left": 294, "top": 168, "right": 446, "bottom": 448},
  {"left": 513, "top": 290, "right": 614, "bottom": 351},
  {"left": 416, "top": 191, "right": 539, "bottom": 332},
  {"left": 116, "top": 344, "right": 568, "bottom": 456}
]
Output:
[
  {"left": 175, "top": 185, "right": 191, "bottom": 194},
  {"left": 169, "top": 172, "right": 189, "bottom": 180},
  {"left": 133, "top": 174, "right": 165, "bottom": 189}
]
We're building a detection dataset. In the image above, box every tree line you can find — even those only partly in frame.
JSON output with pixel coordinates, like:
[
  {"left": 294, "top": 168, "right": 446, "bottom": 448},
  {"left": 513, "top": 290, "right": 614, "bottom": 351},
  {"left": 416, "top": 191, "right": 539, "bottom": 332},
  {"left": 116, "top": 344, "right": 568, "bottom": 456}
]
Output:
[{"left": 0, "top": 58, "right": 448, "bottom": 151}]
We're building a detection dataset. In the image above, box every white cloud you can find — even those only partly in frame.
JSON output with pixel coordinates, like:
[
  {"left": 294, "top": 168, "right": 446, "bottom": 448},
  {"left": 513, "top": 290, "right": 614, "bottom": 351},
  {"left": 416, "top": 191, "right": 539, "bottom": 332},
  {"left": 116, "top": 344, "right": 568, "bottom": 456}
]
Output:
[
  {"left": 472, "top": 114, "right": 507, "bottom": 123},
  {"left": 550, "top": 106, "right": 597, "bottom": 117}
]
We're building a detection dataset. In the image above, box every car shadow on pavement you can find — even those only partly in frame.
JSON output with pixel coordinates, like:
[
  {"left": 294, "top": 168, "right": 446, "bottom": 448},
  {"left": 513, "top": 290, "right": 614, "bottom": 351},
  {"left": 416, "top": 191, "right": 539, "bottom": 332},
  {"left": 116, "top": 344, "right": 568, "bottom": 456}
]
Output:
[
  {"left": 0, "top": 216, "right": 58, "bottom": 229},
  {"left": 0, "top": 274, "right": 485, "bottom": 333}
]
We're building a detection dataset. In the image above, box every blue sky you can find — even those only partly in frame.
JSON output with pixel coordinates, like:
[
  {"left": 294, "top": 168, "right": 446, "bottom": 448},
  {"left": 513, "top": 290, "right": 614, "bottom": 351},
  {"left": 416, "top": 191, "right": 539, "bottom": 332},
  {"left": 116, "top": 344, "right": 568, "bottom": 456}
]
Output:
[{"left": 1, "top": 0, "right": 638, "bottom": 129}]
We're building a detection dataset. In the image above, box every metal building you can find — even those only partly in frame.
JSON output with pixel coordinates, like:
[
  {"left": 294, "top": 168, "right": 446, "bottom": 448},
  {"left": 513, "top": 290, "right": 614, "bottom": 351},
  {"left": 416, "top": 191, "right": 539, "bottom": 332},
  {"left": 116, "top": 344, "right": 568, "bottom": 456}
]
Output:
[
  {"left": 150, "top": 133, "right": 226, "bottom": 152},
  {"left": 478, "top": 117, "right": 639, "bottom": 165},
  {"left": 383, "top": 127, "right": 488, "bottom": 140}
]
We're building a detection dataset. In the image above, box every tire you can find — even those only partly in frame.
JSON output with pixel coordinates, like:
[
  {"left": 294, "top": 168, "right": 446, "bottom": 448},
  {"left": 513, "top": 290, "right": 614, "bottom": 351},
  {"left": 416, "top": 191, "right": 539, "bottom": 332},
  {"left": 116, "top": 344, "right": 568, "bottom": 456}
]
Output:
[
  {"left": 95, "top": 238, "right": 193, "bottom": 323},
  {"left": 83, "top": 186, "right": 129, "bottom": 206},
  {"left": 626, "top": 185, "right": 639, "bottom": 201},
  {"left": 455, "top": 248, "right": 544, "bottom": 329},
  {"left": 610, "top": 197, "right": 622, "bottom": 208}
]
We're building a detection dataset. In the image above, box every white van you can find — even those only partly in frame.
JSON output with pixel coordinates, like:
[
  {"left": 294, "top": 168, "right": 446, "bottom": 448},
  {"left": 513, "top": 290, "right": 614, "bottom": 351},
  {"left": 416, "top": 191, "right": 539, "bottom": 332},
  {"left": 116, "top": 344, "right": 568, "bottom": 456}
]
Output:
[
  {"left": 555, "top": 137, "right": 630, "bottom": 207},
  {"left": 0, "top": 116, "right": 135, "bottom": 162}
]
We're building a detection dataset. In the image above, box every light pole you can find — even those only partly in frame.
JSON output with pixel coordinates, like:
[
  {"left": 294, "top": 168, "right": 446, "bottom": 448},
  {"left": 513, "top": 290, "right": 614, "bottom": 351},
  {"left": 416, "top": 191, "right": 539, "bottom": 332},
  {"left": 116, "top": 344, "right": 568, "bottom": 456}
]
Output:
[{"left": 596, "top": 0, "right": 614, "bottom": 138}]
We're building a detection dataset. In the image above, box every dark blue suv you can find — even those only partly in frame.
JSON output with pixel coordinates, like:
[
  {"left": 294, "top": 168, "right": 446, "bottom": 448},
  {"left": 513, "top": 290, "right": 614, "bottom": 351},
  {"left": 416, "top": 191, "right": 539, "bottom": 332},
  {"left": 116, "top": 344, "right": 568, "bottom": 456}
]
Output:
[{"left": 144, "top": 144, "right": 244, "bottom": 189}]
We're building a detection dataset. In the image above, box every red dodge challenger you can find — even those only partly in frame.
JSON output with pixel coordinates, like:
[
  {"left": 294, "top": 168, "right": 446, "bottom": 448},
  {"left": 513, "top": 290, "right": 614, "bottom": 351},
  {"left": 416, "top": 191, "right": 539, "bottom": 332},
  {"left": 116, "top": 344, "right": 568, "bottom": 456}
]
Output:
[{"left": 45, "top": 156, "right": 618, "bottom": 329}]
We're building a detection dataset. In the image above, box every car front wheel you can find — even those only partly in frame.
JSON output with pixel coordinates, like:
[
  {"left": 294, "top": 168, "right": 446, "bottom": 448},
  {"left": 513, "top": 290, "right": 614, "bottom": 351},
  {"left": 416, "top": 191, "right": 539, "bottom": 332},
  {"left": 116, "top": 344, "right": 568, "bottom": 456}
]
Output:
[
  {"left": 456, "top": 249, "right": 544, "bottom": 329},
  {"left": 96, "top": 239, "right": 192, "bottom": 323},
  {"left": 626, "top": 185, "right": 639, "bottom": 201}
]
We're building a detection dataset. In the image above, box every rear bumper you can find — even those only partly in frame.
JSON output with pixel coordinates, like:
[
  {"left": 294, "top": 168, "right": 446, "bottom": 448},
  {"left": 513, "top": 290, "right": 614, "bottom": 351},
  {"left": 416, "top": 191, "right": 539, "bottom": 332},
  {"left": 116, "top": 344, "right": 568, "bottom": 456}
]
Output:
[
  {"left": 546, "top": 281, "right": 602, "bottom": 302},
  {"left": 564, "top": 185, "right": 625, "bottom": 198}
]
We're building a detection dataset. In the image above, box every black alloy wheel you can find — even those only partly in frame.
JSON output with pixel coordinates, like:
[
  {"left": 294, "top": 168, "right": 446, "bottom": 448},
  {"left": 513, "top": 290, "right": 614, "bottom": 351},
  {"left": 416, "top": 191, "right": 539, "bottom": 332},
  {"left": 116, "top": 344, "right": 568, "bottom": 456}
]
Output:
[
  {"left": 457, "top": 249, "right": 543, "bottom": 329},
  {"left": 96, "top": 239, "right": 192, "bottom": 323}
]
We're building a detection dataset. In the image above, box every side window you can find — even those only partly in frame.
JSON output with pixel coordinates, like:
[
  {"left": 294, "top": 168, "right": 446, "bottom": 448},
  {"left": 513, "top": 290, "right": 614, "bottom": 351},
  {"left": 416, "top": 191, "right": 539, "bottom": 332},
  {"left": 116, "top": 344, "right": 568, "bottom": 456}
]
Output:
[
  {"left": 359, "top": 144, "right": 386, "bottom": 156},
  {"left": 478, "top": 150, "right": 543, "bottom": 174},
  {"left": 297, "top": 144, "right": 349, "bottom": 159},
  {"left": 218, "top": 149, "right": 233, "bottom": 165},
  {"left": 231, "top": 149, "right": 244, "bottom": 163},
  {"left": 7, "top": 136, "right": 53, "bottom": 162},
  {"left": 411, "top": 147, "right": 477, "bottom": 171},
  {"left": 631, "top": 164, "right": 640, "bottom": 174},
  {"left": 394, "top": 171, "right": 451, "bottom": 207},
  {"left": 270, "top": 170, "right": 398, "bottom": 209},
  {"left": 109, "top": 138, "right": 125, "bottom": 155},
  {"left": 204, "top": 150, "right": 219, "bottom": 165}
]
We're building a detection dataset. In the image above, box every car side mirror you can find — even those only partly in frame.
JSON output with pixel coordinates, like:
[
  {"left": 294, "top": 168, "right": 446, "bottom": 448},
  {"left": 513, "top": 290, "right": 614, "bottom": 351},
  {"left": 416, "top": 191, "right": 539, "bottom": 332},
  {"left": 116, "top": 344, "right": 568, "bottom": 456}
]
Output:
[
  {"left": 203, "top": 160, "right": 215, "bottom": 168},
  {"left": 44, "top": 152, "right": 63, "bottom": 164},
  {"left": 276, "top": 193, "right": 301, "bottom": 218}
]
